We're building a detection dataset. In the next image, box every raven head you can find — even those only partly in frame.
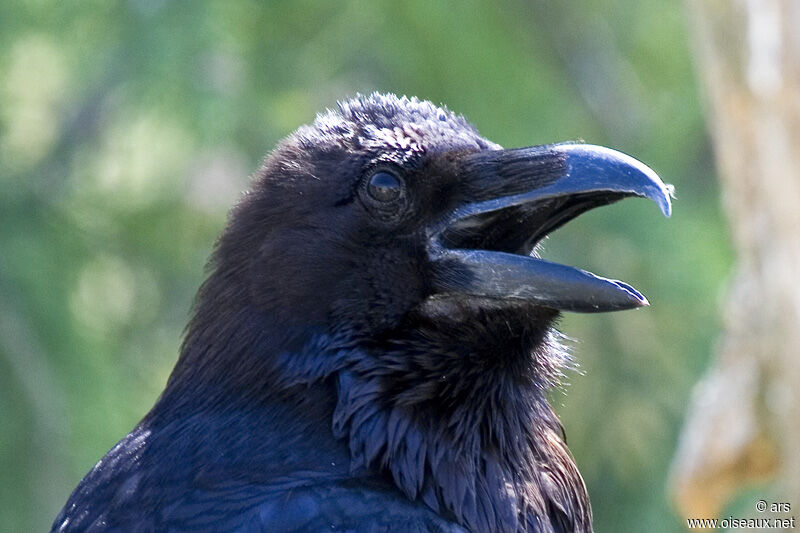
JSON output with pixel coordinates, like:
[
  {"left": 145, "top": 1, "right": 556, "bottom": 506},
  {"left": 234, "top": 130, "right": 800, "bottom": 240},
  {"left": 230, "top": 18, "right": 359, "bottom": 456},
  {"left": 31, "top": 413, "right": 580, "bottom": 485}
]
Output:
[
  {"left": 233, "top": 94, "right": 670, "bottom": 336},
  {"left": 176, "top": 93, "right": 671, "bottom": 532}
]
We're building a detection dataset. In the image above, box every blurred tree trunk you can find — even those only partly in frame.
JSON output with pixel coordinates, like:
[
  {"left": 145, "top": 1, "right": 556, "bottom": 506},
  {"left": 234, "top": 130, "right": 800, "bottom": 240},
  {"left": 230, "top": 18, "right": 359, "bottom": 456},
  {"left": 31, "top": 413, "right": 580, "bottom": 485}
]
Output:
[{"left": 671, "top": 0, "right": 800, "bottom": 522}]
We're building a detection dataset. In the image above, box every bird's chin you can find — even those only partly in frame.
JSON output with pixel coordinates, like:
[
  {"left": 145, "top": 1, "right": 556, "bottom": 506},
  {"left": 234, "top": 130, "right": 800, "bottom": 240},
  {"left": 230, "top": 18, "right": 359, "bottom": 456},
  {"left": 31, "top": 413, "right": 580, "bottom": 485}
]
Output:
[
  {"left": 426, "top": 143, "right": 672, "bottom": 313},
  {"left": 407, "top": 293, "right": 562, "bottom": 357}
]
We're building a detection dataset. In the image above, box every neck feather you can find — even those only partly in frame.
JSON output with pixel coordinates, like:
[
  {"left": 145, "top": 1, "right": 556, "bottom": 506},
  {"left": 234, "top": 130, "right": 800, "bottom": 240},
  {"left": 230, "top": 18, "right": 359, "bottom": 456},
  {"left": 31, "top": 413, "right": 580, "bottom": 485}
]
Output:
[
  {"left": 159, "top": 265, "right": 592, "bottom": 532},
  {"left": 331, "top": 332, "right": 592, "bottom": 533}
]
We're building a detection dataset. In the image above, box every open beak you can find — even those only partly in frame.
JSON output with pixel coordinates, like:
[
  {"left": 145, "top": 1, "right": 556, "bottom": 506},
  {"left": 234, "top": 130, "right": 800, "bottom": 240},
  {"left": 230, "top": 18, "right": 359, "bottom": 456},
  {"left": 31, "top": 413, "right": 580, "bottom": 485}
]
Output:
[{"left": 428, "top": 143, "right": 673, "bottom": 313}]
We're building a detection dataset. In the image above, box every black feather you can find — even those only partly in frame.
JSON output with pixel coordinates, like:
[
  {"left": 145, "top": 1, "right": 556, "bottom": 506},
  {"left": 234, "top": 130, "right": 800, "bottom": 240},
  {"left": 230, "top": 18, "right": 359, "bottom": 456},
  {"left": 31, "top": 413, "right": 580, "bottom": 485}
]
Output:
[{"left": 53, "top": 93, "right": 593, "bottom": 533}]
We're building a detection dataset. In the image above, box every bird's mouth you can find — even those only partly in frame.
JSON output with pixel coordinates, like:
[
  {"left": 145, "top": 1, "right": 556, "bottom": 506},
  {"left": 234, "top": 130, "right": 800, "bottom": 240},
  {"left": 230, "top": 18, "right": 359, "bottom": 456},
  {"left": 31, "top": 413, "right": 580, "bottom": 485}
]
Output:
[{"left": 428, "top": 144, "right": 673, "bottom": 312}]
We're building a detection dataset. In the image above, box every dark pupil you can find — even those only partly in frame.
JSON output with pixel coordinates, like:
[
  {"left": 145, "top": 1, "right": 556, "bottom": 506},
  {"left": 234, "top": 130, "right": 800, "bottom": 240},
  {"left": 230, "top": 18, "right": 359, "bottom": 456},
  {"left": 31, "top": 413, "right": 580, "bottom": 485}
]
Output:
[{"left": 367, "top": 172, "right": 401, "bottom": 202}]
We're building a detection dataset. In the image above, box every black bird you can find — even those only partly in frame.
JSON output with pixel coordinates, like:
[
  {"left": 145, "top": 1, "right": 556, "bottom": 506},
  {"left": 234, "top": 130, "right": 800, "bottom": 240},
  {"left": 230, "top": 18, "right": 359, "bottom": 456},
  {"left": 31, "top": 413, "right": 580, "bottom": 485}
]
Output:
[{"left": 53, "top": 93, "right": 671, "bottom": 533}]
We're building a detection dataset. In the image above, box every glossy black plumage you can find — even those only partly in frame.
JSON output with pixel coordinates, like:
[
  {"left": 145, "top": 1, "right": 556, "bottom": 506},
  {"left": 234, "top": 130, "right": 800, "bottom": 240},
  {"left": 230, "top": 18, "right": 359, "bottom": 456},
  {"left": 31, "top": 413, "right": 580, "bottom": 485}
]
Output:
[{"left": 53, "top": 93, "right": 670, "bottom": 533}]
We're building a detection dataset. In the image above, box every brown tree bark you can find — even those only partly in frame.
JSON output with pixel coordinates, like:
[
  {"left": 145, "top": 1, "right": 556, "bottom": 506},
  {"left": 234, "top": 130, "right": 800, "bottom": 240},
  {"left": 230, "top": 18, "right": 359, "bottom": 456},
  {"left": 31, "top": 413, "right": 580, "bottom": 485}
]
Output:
[{"left": 671, "top": 0, "right": 800, "bottom": 524}]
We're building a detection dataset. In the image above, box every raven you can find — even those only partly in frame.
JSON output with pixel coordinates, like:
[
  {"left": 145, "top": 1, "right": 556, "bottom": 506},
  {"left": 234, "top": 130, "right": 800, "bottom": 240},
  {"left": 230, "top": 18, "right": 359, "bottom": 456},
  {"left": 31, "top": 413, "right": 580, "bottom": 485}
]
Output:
[{"left": 53, "top": 93, "right": 671, "bottom": 533}]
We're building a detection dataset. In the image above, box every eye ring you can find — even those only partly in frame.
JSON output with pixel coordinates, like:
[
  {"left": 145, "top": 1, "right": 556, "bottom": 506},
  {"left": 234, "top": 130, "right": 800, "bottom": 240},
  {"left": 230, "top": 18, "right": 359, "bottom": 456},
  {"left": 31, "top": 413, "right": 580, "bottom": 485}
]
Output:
[
  {"left": 358, "top": 168, "right": 410, "bottom": 223},
  {"left": 366, "top": 171, "right": 403, "bottom": 203}
]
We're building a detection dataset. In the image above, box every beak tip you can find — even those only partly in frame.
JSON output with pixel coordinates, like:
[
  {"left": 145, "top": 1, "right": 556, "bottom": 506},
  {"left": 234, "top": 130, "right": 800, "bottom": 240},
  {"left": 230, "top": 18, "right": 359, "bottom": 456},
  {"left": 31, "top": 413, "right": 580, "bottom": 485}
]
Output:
[
  {"left": 656, "top": 181, "right": 675, "bottom": 218},
  {"left": 659, "top": 194, "right": 673, "bottom": 218},
  {"left": 559, "top": 143, "right": 675, "bottom": 218},
  {"left": 611, "top": 279, "right": 649, "bottom": 309}
]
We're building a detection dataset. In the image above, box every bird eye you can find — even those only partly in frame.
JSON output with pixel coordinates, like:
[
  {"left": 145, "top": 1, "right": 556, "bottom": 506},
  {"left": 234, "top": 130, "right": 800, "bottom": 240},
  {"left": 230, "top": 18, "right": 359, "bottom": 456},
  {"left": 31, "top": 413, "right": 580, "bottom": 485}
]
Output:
[{"left": 367, "top": 171, "right": 403, "bottom": 203}]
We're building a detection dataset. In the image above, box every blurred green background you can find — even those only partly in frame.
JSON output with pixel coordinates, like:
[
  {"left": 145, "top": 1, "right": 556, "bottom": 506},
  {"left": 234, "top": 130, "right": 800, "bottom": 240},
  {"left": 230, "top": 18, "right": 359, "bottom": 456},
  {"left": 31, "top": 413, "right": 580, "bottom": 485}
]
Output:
[{"left": 0, "top": 1, "right": 731, "bottom": 531}]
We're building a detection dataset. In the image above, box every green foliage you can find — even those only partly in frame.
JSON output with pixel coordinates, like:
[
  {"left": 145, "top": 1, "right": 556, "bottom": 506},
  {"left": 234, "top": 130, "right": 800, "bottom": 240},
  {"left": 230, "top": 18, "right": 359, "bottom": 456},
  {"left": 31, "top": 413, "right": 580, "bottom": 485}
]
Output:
[{"left": 0, "top": 1, "right": 730, "bottom": 531}]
